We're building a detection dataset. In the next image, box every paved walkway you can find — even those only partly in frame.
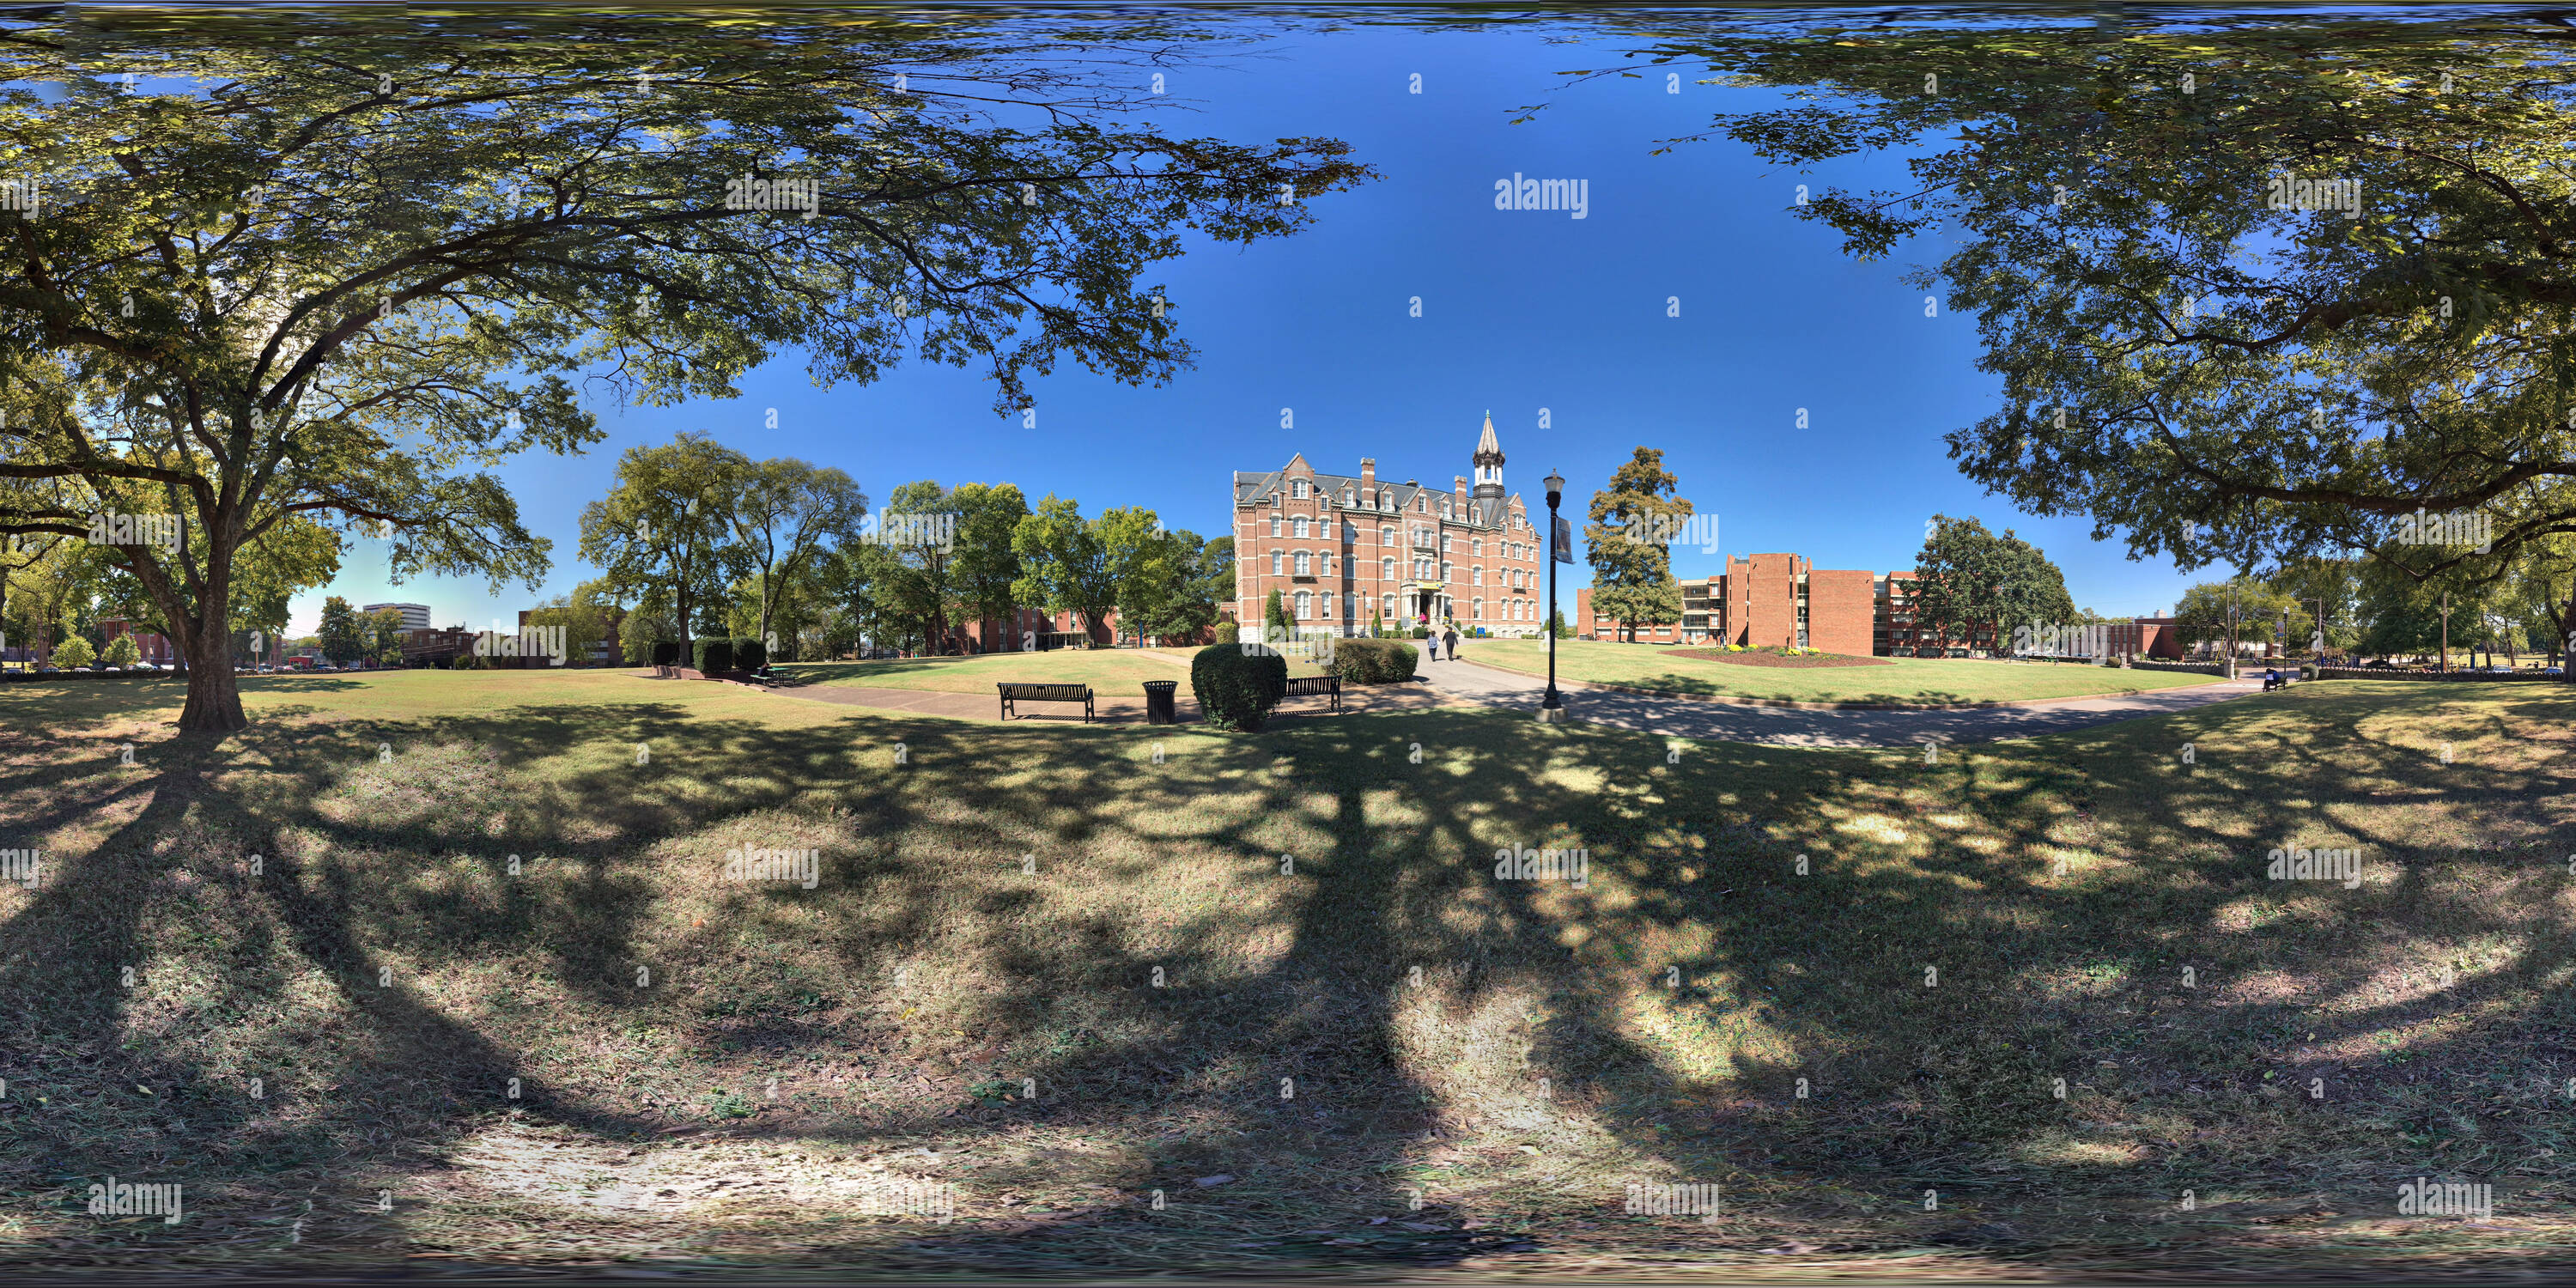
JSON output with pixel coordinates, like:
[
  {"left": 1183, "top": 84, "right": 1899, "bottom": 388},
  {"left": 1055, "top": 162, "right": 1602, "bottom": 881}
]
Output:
[
  {"left": 1415, "top": 654, "right": 2269, "bottom": 748},
  {"left": 707, "top": 650, "right": 2264, "bottom": 744}
]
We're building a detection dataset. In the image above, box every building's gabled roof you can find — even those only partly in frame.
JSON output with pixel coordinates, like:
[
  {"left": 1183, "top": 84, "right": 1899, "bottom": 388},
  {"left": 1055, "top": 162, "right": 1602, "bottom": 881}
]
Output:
[{"left": 1237, "top": 466, "right": 1524, "bottom": 530}]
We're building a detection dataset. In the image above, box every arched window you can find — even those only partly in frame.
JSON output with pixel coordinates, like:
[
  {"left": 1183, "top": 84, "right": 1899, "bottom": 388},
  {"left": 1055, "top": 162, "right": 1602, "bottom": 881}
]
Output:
[
  {"left": 1379, "top": 526, "right": 1393, "bottom": 546},
  {"left": 1322, "top": 592, "right": 1335, "bottom": 617},
  {"left": 1472, "top": 538, "right": 1483, "bottom": 556},
  {"left": 1473, "top": 598, "right": 1484, "bottom": 619},
  {"left": 1472, "top": 567, "right": 1483, "bottom": 586},
  {"left": 1294, "top": 551, "right": 1310, "bottom": 575},
  {"left": 1293, "top": 479, "right": 1309, "bottom": 498},
  {"left": 1442, "top": 533, "right": 1453, "bottom": 554},
  {"left": 1382, "top": 593, "right": 1395, "bottom": 617},
  {"left": 1293, "top": 517, "right": 1309, "bottom": 538},
  {"left": 1269, "top": 515, "right": 1280, "bottom": 538},
  {"left": 1295, "top": 590, "right": 1311, "bottom": 618},
  {"left": 1441, "top": 562, "right": 1453, "bottom": 583},
  {"left": 1381, "top": 557, "right": 1394, "bottom": 580},
  {"left": 1271, "top": 550, "right": 1282, "bottom": 574}
]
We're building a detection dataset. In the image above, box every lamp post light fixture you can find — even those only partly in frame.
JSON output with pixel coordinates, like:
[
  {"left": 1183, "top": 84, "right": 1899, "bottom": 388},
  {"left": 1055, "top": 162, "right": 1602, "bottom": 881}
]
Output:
[{"left": 1540, "top": 468, "right": 1566, "bottom": 720}]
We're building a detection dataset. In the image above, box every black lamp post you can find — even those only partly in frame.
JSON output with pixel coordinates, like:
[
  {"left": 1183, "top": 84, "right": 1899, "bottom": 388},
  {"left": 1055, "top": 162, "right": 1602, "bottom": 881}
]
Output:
[{"left": 1541, "top": 468, "right": 1565, "bottom": 718}]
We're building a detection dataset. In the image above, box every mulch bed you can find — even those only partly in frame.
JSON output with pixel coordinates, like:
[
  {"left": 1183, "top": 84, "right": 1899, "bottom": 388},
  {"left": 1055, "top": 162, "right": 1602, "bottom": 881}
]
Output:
[{"left": 1668, "top": 647, "right": 1891, "bottom": 669}]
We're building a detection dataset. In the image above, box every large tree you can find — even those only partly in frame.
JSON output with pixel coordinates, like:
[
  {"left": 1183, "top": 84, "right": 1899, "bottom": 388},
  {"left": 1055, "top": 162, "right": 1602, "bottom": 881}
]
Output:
[
  {"left": 1013, "top": 494, "right": 1120, "bottom": 644},
  {"left": 316, "top": 595, "right": 363, "bottom": 665},
  {"left": 579, "top": 434, "right": 743, "bottom": 667},
  {"left": 1584, "top": 448, "right": 1691, "bottom": 643},
  {"left": 724, "top": 457, "right": 866, "bottom": 653},
  {"left": 950, "top": 482, "right": 1031, "bottom": 647},
  {"left": 1583, "top": 12, "right": 2576, "bottom": 674},
  {"left": 0, "top": 11, "right": 1369, "bottom": 729},
  {"left": 872, "top": 480, "right": 966, "bottom": 653},
  {"left": 1907, "top": 514, "right": 2072, "bottom": 655}
]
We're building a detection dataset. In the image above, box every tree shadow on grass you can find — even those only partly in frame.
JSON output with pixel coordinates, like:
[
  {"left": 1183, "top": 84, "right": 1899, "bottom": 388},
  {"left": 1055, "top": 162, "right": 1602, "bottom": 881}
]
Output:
[{"left": 0, "top": 680, "right": 2568, "bottom": 1272}]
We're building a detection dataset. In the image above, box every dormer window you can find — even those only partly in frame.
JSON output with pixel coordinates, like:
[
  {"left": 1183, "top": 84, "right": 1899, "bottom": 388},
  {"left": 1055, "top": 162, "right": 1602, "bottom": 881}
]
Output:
[{"left": 1293, "top": 480, "right": 1309, "bottom": 499}]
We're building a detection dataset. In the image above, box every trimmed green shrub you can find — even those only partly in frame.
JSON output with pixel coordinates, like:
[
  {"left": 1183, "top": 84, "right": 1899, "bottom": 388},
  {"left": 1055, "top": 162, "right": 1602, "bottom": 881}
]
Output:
[
  {"left": 1412, "top": 626, "right": 1430, "bottom": 639},
  {"left": 1332, "top": 637, "right": 1418, "bottom": 684},
  {"left": 693, "top": 636, "right": 734, "bottom": 673},
  {"left": 733, "top": 636, "right": 768, "bottom": 671},
  {"left": 1212, "top": 621, "right": 1238, "bottom": 644},
  {"left": 1190, "top": 642, "right": 1287, "bottom": 732},
  {"left": 651, "top": 640, "right": 681, "bottom": 666}
]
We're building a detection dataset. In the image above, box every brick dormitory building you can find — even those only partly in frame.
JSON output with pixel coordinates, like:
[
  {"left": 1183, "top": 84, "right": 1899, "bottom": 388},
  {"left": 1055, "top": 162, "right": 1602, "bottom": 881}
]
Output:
[
  {"left": 1235, "top": 415, "right": 1552, "bottom": 637},
  {"left": 1578, "top": 561, "right": 2184, "bottom": 659}
]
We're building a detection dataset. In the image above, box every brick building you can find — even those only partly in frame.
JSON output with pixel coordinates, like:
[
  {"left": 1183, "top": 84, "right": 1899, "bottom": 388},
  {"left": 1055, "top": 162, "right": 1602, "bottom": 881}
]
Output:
[
  {"left": 1579, "top": 559, "right": 2184, "bottom": 659},
  {"left": 97, "top": 617, "right": 177, "bottom": 664},
  {"left": 1236, "top": 415, "right": 1547, "bottom": 636},
  {"left": 1579, "top": 555, "right": 1880, "bottom": 651}
]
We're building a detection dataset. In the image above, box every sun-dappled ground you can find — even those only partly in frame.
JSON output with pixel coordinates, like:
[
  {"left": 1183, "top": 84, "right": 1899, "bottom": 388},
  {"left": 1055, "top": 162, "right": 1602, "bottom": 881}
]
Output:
[
  {"left": 1466, "top": 637, "right": 2219, "bottom": 705},
  {"left": 0, "top": 668, "right": 2572, "bottom": 1278}
]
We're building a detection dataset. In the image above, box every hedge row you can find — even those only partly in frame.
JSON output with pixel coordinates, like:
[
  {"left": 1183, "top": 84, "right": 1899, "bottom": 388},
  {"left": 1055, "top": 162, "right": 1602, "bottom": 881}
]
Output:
[
  {"left": 689, "top": 636, "right": 769, "bottom": 673},
  {"left": 1331, "top": 637, "right": 1417, "bottom": 684}
]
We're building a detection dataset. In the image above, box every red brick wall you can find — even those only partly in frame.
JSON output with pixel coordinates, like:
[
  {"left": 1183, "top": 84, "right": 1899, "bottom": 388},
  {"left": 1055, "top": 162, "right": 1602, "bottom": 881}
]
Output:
[{"left": 1807, "top": 568, "right": 1875, "bottom": 656}]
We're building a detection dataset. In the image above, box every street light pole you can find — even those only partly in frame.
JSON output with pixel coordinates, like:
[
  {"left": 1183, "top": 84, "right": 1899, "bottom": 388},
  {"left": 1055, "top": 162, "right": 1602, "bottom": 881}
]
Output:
[{"left": 1540, "top": 469, "right": 1566, "bottom": 720}]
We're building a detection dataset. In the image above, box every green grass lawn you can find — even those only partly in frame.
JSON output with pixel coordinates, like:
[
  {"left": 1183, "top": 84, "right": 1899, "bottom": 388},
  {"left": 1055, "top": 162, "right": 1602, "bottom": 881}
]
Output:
[
  {"left": 781, "top": 647, "right": 1325, "bottom": 695},
  {"left": 781, "top": 647, "right": 1190, "bottom": 695},
  {"left": 2, "top": 667, "right": 2572, "bottom": 1276},
  {"left": 1462, "top": 636, "right": 2221, "bottom": 704}
]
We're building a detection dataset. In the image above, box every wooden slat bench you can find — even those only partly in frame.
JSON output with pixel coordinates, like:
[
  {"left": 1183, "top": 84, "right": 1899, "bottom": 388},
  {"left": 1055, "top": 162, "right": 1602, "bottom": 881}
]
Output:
[
  {"left": 1281, "top": 674, "right": 1340, "bottom": 712},
  {"left": 998, "top": 682, "right": 1094, "bottom": 722}
]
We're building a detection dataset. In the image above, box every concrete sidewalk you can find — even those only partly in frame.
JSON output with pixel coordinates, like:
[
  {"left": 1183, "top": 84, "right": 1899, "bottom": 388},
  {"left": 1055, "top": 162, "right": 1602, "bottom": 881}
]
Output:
[{"left": 1415, "top": 653, "right": 2268, "bottom": 748}]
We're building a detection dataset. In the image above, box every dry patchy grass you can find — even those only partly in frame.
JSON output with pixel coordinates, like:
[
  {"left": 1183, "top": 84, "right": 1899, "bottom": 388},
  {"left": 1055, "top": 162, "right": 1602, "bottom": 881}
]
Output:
[{"left": 0, "top": 670, "right": 2570, "bottom": 1278}]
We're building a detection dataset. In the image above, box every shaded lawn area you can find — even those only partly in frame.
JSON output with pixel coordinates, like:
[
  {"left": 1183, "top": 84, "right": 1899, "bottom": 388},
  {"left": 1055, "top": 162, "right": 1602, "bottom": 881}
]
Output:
[
  {"left": 0, "top": 670, "right": 2572, "bottom": 1277},
  {"left": 1466, "top": 636, "right": 2219, "bottom": 705}
]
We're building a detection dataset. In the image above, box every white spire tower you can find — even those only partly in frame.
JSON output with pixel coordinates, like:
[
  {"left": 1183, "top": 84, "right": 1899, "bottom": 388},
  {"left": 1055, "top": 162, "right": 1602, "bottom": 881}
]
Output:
[{"left": 1472, "top": 410, "right": 1505, "bottom": 501}]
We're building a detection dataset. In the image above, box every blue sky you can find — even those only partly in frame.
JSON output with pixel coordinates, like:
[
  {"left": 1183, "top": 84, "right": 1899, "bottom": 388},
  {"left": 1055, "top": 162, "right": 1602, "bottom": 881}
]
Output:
[{"left": 299, "top": 21, "right": 2204, "bottom": 635}]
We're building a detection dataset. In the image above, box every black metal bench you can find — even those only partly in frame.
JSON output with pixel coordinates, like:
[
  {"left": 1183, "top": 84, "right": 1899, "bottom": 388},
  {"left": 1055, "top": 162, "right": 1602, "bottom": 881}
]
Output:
[
  {"left": 1281, "top": 674, "right": 1340, "bottom": 712},
  {"left": 998, "top": 682, "right": 1094, "bottom": 722}
]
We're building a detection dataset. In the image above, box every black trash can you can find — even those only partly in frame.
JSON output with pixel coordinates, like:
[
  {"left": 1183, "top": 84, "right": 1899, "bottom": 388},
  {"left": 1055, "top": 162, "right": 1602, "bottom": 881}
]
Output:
[{"left": 1142, "top": 679, "right": 1179, "bottom": 725}]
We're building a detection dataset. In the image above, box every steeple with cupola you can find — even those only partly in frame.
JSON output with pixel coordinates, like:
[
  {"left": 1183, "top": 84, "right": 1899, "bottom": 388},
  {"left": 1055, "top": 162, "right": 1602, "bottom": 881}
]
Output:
[{"left": 1471, "top": 411, "right": 1505, "bottom": 501}]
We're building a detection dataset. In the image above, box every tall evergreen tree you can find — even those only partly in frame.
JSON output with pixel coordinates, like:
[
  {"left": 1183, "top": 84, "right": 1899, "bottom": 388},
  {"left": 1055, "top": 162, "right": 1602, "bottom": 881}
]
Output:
[{"left": 1583, "top": 448, "right": 1692, "bottom": 643}]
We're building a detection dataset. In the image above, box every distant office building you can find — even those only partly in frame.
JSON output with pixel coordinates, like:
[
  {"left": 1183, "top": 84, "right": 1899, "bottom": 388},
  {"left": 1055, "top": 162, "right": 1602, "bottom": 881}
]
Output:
[
  {"left": 362, "top": 602, "right": 433, "bottom": 631},
  {"left": 1578, "top": 555, "right": 1877, "bottom": 652},
  {"left": 1579, "top": 559, "right": 2184, "bottom": 659}
]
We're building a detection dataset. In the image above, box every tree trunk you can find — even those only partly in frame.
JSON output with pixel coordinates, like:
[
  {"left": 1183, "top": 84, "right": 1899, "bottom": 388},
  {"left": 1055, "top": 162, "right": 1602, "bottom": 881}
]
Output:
[
  {"left": 179, "top": 629, "right": 246, "bottom": 732},
  {"left": 2558, "top": 577, "right": 2575, "bottom": 681}
]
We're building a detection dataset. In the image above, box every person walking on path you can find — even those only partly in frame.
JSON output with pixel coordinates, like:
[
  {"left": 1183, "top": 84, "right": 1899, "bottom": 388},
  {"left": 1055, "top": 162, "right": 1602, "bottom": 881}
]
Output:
[{"left": 1444, "top": 626, "right": 1460, "bottom": 661}]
